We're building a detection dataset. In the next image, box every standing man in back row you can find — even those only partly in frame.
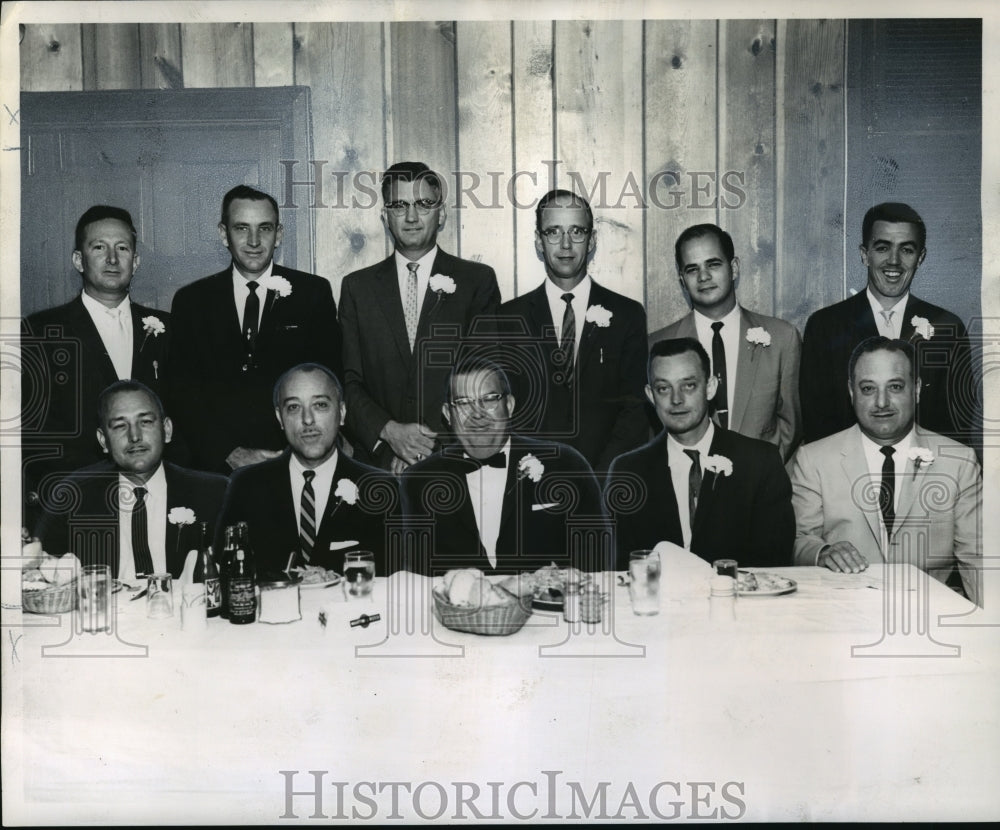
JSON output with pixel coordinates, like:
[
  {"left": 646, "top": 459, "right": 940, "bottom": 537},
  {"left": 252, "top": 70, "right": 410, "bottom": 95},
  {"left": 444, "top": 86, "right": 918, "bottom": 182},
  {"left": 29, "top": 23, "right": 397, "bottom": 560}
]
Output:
[
  {"left": 339, "top": 161, "right": 501, "bottom": 474},
  {"left": 167, "top": 185, "right": 341, "bottom": 475},
  {"left": 648, "top": 223, "right": 802, "bottom": 462}
]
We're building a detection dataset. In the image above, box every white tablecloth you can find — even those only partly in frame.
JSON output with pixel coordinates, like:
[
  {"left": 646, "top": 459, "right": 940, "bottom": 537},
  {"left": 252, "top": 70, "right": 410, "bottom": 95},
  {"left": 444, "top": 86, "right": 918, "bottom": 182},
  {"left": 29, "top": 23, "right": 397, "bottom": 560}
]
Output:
[{"left": 3, "top": 560, "right": 998, "bottom": 823}]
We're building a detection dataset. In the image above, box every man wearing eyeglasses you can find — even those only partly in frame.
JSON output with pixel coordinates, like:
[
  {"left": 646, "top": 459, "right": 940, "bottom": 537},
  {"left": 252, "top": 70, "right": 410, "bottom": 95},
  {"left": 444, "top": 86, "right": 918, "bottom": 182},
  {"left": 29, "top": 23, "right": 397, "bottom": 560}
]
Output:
[
  {"left": 339, "top": 162, "right": 501, "bottom": 475},
  {"left": 400, "top": 355, "right": 609, "bottom": 575},
  {"left": 495, "top": 190, "right": 648, "bottom": 477}
]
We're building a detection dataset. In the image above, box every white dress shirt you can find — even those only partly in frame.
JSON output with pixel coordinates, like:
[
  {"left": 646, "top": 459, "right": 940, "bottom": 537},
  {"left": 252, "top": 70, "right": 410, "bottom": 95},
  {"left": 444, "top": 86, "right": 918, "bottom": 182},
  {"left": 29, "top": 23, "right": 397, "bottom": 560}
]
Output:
[
  {"left": 859, "top": 428, "right": 914, "bottom": 549},
  {"left": 866, "top": 288, "right": 908, "bottom": 339},
  {"left": 693, "top": 304, "right": 740, "bottom": 418},
  {"left": 80, "top": 291, "right": 133, "bottom": 380},
  {"left": 545, "top": 274, "right": 591, "bottom": 351},
  {"left": 117, "top": 463, "right": 168, "bottom": 582},
  {"left": 290, "top": 450, "right": 339, "bottom": 539},
  {"left": 666, "top": 422, "right": 716, "bottom": 549},
  {"left": 394, "top": 246, "right": 437, "bottom": 314},
  {"left": 465, "top": 439, "right": 512, "bottom": 569},
  {"left": 232, "top": 262, "right": 273, "bottom": 333}
]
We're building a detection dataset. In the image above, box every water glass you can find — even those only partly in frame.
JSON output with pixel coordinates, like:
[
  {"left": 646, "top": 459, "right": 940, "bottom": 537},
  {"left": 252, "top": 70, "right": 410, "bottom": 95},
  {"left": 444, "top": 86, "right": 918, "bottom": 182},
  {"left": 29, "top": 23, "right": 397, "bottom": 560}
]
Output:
[
  {"left": 628, "top": 550, "right": 661, "bottom": 616},
  {"left": 343, "top": 551, "right": 375, "bottom": 600},
  {"left": 78, "top": 564, "right": 111, "bottom": 633},
  {"left": 146, "top": 574, "right": 174, "bottom": 619}
]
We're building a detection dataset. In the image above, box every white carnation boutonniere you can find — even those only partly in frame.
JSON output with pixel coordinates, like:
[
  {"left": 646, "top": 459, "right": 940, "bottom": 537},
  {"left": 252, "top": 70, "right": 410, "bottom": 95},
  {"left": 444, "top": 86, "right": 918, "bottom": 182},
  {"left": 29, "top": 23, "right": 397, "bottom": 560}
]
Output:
[
  {"left": 585, "top": 305, "right": 613, "bottom": 327},
  {"left": 703, "top": 454, "right": 733, "bottom": 489},
  {"left": 907, "top": 447, "right": 934, "bottom": 479},
  {"left": 746, "top": 326, "right": 771, "bottom": 347},
  {"left": 257, "top": 274, "right": 293, "bottom": 299},
  {"left": 517, "top": 454, "right": 544, "bottom": 483},
  {"left": 167, "top": 506, "right": 196, "bottom": 556},
  {"left": 429, "top": 274, "right": 457, "bottom": 295},
  {"left": 140, "top": 315, "right": 165, "bottom": 352},
  {"left": 909, "top": 315, "right": 935, "bottom": 342},
  {"left": 334, "top": 478, "right": 359, "bottom": 505}
]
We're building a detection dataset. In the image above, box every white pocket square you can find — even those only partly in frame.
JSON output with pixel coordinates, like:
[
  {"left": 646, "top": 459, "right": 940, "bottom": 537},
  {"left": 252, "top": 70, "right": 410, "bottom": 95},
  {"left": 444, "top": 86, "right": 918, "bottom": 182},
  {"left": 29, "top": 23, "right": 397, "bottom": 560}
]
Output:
[
  {"left": 531, "top": 502, "right": 560, "bottom": 512},
  {"left": 329, "top": 540, "right": 360, "bottom": 551}
]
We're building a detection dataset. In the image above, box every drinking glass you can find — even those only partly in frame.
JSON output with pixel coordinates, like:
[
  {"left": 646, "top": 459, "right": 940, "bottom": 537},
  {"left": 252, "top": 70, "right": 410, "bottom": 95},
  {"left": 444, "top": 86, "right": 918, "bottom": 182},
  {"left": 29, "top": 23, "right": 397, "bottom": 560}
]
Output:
[
  {"left": 181, "top": 583, "right": 207, "bottom": 631},
  {"left": 78, "top": 564, "right": 111, "bottom": 633},
  {"left": 146, "top": 574, "right": 174, "bottom": 619},
  {"left": 628, "top": 550, "right": 661, "bottom": 616},
  {"left": 713, "top": 559, "right": 738, "bottom": 580},
  {"left": 343, "top": 551, "right": 375, "bottom": 600}
]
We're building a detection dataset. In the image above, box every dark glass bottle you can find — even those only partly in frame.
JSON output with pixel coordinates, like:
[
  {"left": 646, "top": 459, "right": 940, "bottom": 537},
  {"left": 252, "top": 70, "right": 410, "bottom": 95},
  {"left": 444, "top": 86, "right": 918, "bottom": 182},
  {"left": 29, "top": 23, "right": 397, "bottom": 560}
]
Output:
[
  {"left": 192, "top": 521, "right": 221, "bottom": 618},
  {"left": 219, "top": 525, "right": 236, "bottom": 620},
  {"left": 228, "top": 546, "right": 257, "bottom": 625}
]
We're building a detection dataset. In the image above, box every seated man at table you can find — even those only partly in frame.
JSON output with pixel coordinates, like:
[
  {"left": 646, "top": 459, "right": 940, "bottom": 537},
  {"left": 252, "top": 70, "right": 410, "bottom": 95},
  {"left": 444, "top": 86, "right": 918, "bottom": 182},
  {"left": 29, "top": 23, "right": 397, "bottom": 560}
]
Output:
[
  {"left": 604, "top": 338, "right": 795, "bottom": 570},
  {"left": 400, "top": 355, "right": 610, "bottom": 575},
  {"left": 33, "top": 380, "right": 227, "bottom": 581},
  {"left": 215, "top": 363, "right": 398, "bottom": 578},
  {"left": 789, "top": 336, "right": 981, "bottom": 605}
]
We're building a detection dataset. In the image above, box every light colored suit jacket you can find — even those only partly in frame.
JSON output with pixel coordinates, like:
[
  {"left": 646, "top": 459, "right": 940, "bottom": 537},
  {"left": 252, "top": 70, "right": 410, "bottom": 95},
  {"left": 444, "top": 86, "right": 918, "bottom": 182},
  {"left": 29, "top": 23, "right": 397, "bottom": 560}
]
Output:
[
  {"left": 789, "top": 425, "right": 982, "bottom": 605},
  {"left": 649, "top": 306, "right": 802, "bottom": 462}
]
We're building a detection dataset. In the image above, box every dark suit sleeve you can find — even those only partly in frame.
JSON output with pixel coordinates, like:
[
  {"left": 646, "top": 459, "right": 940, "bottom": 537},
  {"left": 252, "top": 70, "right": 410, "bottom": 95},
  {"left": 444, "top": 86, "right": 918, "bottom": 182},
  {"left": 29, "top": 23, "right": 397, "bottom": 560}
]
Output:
[
  {"left": 468, "top": 266, "right": 502, "bottom": 328},
  {"left": 212, "top": 471, "right": 247, "bottom": 554},
  {"left": 799, "top": 311, "right": 833, "bottom": 444},
  {"left": 596, "top": 302, "right": 650, "bottom": 473},
  {"left": 303, "top": 276, "right": 342, "bottom": 379},
  {"left": 565, "top": 450, "right": 613, "bottom": 572},
  {"left": 747, "top": 444, "right": 796, "bottom": 567}
]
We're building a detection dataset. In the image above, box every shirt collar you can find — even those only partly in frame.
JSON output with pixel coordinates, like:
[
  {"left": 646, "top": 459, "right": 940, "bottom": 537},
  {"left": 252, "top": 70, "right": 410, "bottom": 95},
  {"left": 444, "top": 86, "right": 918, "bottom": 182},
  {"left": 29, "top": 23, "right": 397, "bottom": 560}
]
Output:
[
  {"left": 464, "top": 438, "right": 512, "bottom": 472},
  {"left": 666, "top": 420, "right": 716, "bottom": 461},
  {"left": 693, "top": 302, "right": 740, "bottom": 335},
  {"left": 865, "top": 287, "right": 908, "bottom": 321},
  {"left": 289, "top": 448, "right": 339, "bottom": 479},
  {"left": 119, "top": 461, "right": 166, "bottom": 497},
  {"left": 81, "top": 291, "right": 131, "bottom": 318},
  {"left": 545, "top": 273, "right": 592, "bottom": 306},
  {"left": 859, "top": 426, "right": 916, "bottom": 464},
  {"left": 232, "top": 260, "right": 274, "bottom": 289},
  {"left": 394, "top": 245, "right": 439, "bottom": 275}
]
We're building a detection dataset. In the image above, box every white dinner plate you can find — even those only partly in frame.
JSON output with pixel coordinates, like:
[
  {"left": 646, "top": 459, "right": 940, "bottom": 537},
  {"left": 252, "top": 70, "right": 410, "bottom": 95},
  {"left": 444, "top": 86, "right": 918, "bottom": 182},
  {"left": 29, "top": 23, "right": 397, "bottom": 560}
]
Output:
[
  {"left": 299, "top": 574, "right": 343, "bottom": 589},
  {"left": 737, "top": 571, "right": 797, "bottom": 596}
]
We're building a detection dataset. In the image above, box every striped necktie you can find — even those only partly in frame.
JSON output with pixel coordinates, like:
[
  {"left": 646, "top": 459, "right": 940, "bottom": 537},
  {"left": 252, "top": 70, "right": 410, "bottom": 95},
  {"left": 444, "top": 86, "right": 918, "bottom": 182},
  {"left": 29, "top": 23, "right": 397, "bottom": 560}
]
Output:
[
  {"left": 131, "top": 486, "right": 154, "bottom": 577},
  {"left": 299, "top": 470, "right": 317, "bottom": 562}
]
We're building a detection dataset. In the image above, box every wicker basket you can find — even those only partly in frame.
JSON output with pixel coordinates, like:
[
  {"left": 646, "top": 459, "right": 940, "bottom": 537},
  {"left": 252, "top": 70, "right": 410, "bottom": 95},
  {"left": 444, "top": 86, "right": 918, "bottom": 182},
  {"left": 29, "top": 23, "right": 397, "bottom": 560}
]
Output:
[
  {"left": 22, "top": 580, "right": 78, "bottom": 614},
  {"left": 432, "top": 585, "right": 533, "bottom": 636}
]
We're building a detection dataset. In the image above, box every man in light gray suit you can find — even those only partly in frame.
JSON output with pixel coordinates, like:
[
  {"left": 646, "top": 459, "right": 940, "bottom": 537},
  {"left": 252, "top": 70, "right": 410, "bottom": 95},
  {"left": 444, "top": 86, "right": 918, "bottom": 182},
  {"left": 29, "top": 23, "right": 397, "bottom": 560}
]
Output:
[{"left": 648, "top": 224, "right": 801, "bottom": 462}]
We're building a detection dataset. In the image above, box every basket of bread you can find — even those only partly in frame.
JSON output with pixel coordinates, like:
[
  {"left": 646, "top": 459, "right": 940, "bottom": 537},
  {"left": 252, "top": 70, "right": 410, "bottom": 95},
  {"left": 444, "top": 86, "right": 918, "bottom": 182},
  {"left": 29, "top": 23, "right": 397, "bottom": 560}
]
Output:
[
  {"left": 22, "top": 546, "right": 81, "bottom": 615},
  {"left": 432, "top": 568, "right": 534, "bottom": 635}
]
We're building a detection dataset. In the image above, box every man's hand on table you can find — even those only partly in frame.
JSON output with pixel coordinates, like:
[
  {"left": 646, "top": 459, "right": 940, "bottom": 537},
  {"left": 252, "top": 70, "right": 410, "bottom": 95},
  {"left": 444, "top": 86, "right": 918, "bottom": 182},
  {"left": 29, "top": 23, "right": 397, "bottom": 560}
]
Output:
[{"left": 818, "top": 541, "right": 869, "bottom": 574}]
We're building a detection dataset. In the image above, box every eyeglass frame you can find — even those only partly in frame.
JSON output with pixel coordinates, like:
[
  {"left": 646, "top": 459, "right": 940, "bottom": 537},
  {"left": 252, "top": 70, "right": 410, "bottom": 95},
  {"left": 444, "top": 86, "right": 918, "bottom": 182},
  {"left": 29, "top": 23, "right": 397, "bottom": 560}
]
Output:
[
  {"left": 539, "top": 225, "right": 592, "bottom": 244},
  {"left": 383, "top": 198, "right": 442, "bottom": 216},
  {"left": 447, "top": 392, "right": 508, "bottom": 415}
]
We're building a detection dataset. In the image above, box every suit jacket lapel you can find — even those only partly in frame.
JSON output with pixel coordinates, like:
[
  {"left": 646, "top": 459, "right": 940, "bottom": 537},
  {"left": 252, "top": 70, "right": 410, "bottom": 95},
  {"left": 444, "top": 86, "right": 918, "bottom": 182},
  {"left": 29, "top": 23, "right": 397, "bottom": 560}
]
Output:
[
  {"left": 374, "top": 256, "right": 413, "bottom": 363},
  {"left": 69, "top": 297, "right": 119, "bottom": 385},
  {"left": 577, "top": 282, "right": 606, "bottom": 370},
  {"left": 692, "top": 430, "right": 726, "bottom": 536},
  {"left": 415, "top": 250, "right": 451, "bottom": 339},
  {"left": 654, "top": 433, "right": 686, "bottom": 544},
  {"left": 730, "top": 307, "right": 760, "bottom": 433},
  {"left": 893, "top": 436, "right": 924, "bottom": 532},
  {"left": 498, "top": 442, "right": 525, "bottom": 537},
  {"left": 841, "top": 427, "right": 882, "bottom": 548},
  {"left": 674, "top": 312, "right": 697, "bottom": 339}
]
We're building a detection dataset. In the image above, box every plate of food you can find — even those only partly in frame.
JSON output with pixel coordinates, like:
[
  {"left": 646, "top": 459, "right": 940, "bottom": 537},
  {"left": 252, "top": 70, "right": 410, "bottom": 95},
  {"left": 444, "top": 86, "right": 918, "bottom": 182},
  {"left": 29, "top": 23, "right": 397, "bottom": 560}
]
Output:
[
  {"left": 288, "top": 565, "right": 342, "bottom": 589},
  {"left": 737, "top": 570, "right": 797, "bottom": 596}
]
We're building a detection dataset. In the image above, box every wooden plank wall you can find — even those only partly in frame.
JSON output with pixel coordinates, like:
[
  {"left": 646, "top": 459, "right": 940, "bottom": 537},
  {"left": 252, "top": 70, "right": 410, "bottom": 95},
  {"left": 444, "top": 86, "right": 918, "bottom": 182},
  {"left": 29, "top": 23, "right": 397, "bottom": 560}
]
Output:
[{"left": 19, "top": 19, "right": 848, "bottom": 333}]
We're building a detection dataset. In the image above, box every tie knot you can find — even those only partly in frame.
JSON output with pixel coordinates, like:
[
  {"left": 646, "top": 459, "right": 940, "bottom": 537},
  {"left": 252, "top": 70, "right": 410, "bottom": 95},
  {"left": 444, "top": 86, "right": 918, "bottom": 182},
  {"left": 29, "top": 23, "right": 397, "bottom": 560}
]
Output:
[
  {"left": 303, "top": 470, "right": 316, "bottom": 484},
  {"left": 133, "top": 486, "right": 147, "bottom": 501},
  {"left": 683, "top": 449, "right": 700, "bottom": 465},
  {"left": 407, "top": 262, "right": 419, "bottom": 275},
  {"left": 247, "top": 280, "right": 259, "bottom": 295},
  {"left": 467, "top": 451, "right": 506, "bottom": 469},
  {"left": 561, "top": 292, "right": 574, "bottom": 304},
  {"left": 880, "top": 446, "right": 896, "bottom": 460},
  {"left": 711, "top": 321, "right": 724, "bottom": 333}
]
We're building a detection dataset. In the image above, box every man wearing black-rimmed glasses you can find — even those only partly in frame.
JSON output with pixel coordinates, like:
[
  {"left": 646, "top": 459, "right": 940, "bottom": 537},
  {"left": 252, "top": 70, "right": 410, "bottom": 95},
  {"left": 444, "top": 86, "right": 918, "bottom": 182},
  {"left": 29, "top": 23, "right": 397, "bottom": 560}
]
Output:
[
  {"left": 339, "top": 161, "right": 501, "bottom": 475},
  {"left": 400, "top": 356, "right": 608, "bottom": 575},
  {"left": 494, "top": 189, "right": 648, "bottom": 477}
]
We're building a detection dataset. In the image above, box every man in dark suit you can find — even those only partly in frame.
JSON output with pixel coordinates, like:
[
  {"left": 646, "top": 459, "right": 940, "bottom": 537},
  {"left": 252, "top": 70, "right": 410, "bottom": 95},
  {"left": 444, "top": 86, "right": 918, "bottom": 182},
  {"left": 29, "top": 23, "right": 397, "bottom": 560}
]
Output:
[
  {"left": 167, "top": 185, "right": 341, "bottom": 474},
  {"left": 339, "top": 161, "right": 501, "bottom": 474},
  {"left": 22, "top": 205, "right": 171, "bottom": 517},
  {"left": 400, "top": 356, "right": 610, "bottom": 576},
  {"left": 800, "top": 202, "right": 978, "bottom": 451},
  {"left": 34, "top": 381, "right": 227, "bottom": 581},
  {"left": 215, "top": 364, "right": 398, "bottom": 579},
  {"left": 495, "top": 190, "right": 648, "bottom": 476},
  {"left": 648, "top": 223, "right": 802, "bottom": 462},
  {"left": 605, "top": 338, "right": 795, "bottom": 570}
]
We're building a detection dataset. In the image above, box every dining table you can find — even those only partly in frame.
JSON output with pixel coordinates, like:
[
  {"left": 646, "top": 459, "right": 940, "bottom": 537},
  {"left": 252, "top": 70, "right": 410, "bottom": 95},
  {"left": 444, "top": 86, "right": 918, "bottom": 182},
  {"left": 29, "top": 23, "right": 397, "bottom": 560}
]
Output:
[{"left": 3, "top": 548, "right": 998, "bottom": 823}]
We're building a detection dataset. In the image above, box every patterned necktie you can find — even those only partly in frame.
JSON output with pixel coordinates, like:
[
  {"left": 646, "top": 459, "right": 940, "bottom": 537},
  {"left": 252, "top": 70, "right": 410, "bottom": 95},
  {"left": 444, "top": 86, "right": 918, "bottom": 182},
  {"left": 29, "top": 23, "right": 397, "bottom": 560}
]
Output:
[
  {"left": 711, "top": 321, "right": 728, "bottom": 430},
  {"left": 879, "top": 309, "right": 895, "bottom": 337},
  {"left": 131, "top": 486, "right": 154, "bottom": 577},
  {"left": 244, "top": 280, "right": 260, "bottom": 348},
  {"left": 300, "top": 470, "right": 317, "bottom": 563},
  {"left": 879, "top": 445, "right": 896, "bottom": 537},
  {"left": 404, "top": 262, "right": 420, "bottom": 349},
  {"left": 560, "top": 292, "right": 576, "bottom": 384},
  {"left": 683, "top": 449, "right": 702, "bottom": 533}
]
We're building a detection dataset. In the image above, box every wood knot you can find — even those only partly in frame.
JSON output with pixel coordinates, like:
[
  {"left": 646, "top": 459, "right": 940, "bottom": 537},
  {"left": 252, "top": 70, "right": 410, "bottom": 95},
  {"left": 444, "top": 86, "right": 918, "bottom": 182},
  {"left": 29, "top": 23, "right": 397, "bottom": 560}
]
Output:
[
  {"left": 350, "top": 232, "right": 366, "bottom": 253},
  {"left": 47, "top": 38, "right": 60, "bottom": 53},
  {"left": 671, "top": 55, "right": 682, "bottom": 69}
]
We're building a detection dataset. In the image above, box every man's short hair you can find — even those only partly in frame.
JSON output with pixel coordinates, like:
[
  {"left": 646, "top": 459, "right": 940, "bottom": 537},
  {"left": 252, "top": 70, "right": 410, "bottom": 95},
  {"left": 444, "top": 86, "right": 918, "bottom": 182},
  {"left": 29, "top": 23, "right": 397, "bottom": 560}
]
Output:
[
  {"left": 848, "top": 336, "right": 917, "bottom": 385},
  {"left": 97, "top": 380, "right": 165, "bottom": 426},
  {"left": 674, "top": 223, "right": 736, "bottom": 271},
  {"left": 220, "top": 185, "right": 280, "bottom": 226},
  {"left": 446, "top": 354, "right": 512, "bottom": 401},
  {"left": 74, "top": 205, "right": 137, "bottom": 252},
  {"left": 861, "top": 202, "right": 927, "bottom": 250},
  {"left": 647, "top": 337, "right": 712, "bottom": 384},
  {"left": 272, "top": 363, "right": 344, "bottom": 409},
  {"left": 380, "top": 161, "right": 443, "bottom": 203},
  {"left": 535, "top": 189, "right": 594, "bottom": 233}
]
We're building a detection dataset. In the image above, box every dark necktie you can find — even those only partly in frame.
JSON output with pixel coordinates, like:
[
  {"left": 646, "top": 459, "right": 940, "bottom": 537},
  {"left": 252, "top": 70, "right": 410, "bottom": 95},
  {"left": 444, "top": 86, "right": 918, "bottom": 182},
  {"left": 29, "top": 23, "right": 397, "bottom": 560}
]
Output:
[
  {"left": 683, "top": 449, "right": 702, "bottom": 533},
  {"left": 131, "top": 486, "right": 154, "bottom": 577},
  {"left": 879, "top": 446, "right": 896, "bottom": 537},
  {"left": 467, "top": 452, "right": 506, "bottom": 469},
  {"left": 711, "top": 321, "right": 728, "bottom": 430},
  {"left": 300, "top": 470, "right": 317, "bottom": 563},
  {"left": 560, "top": 292, "right": 576, "bottom": 384},
  {"left": 244, "top": 280, "right": 260, "bottom": 349}
]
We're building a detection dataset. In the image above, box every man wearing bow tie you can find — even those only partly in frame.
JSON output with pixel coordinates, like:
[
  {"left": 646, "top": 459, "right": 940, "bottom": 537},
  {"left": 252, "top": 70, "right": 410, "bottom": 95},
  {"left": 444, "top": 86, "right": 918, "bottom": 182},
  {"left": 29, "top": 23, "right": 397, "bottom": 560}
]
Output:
[
  {"left": 604, "top": 338, "right": 795, "bottom": 570},
  {"left": 494, "top": 189, "right": 648, "bottom": 477},
  {"left": 789, "top": 337, "right": 981, "bottom": 604},
  {"left": 21, "top": 205, "right": 171, "bottom": 519},
  {"left": 339, "top": 161, "right": 501, "bottom": 474},
  {"left": 400, "top": 356, "right": 609, "bottom": 575},
  {"left": 215, "top": 364, "right": 397, "bottom": 578},
  {"left": 167, "top": 185, "right": 341, "bottom": 474},
  {"left": 33, "top": 381, "right": 227, "bottom": 581}
]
